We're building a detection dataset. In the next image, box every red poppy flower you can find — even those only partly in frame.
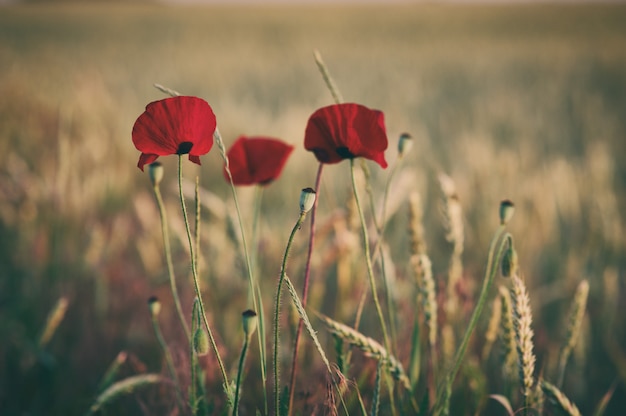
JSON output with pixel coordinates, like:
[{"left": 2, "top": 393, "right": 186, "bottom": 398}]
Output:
[
  {"left": 304, "top": 103, "right": 388, "bottom": 168},
  {"left": 132, "top": 96, "right": 217, "bottom": 171},
  {"left": 224, "top": 136, "right": 294, "bottom": 186}
]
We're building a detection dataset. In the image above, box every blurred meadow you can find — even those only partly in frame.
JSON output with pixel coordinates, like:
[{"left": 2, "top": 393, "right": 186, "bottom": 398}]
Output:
[{"left": 1, "top": 2, "right": 625, "bottom": 415}]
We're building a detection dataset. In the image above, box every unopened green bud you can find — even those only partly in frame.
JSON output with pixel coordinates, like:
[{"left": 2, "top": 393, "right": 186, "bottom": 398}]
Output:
[
  {"left": 149, "top": 162, "right": 164, "bottom": 187},
  {"left": 499, "top": 200, "right": 515, "bottom": 225},
  {"left": 299, "top": 187, "right": 316, "bottom": 213},
  {"left": 397, "top": 132, "right": 413, "bottom": 158},
  {"left": 242, "top": 309, "right": 258, "bottom": 338},
  {"left": 501, "top": 246, "right": 518, "bottom": 278},
  {"left": 147, "top": 296, "right": 161, "bottom": 317},
  {"left": 193, "top": 328, "right": 210, "bottom": 356}
]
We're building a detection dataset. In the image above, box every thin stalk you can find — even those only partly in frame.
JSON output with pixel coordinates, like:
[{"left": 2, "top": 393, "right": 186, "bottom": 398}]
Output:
[
  {"left": 150, "top": 312, "right": 184, "bottom": 412},
  {"left": 350, "top": 159, "right": 391, "bottom": 353},
  {"left": 287, "top": 163, "right": 323, "bottom": 414},
  {"left": 194, "top": 177, "right": 201, "bottom": 272},
  {"left": 433, "top": 226, "right": 509, "bottom": 415},
  {"left": 274, "top": 210, "right": 308, "bottom": 415},
  {"left": 177, "top": 155, "right": 230, "bottom": 395},
  {"left": 189, "top": 299, "right": 199, "bottom": 415},
  {"left": 371, "top": 360, "right": 383, "bottom": 416},
  {"left": 153, "top": 183, "right": 190, "bottom": 340},
  {"left": 233, "top": 333, "right": 252, "bottom": 416},
  {"left": 373, "top": 157, "right": 404, "bottom": 354},
  {"left": 216, "top": 129, "right": 267, "bottom": 412}
]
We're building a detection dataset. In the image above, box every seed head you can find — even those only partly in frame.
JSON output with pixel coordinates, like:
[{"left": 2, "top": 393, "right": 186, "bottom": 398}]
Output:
[
  {"left": 499, "top": 200, "right": 515, "bottom": 225},
  {"left": 242, "top": 309, "right": 258, "bottom": 339},
  {"left": 148, "top": 162, "right": 164, "bottom": 187},
  {"left": 147, "top": 296, "right": 161, "bottom": 317},
  {"left": 397, "top": 132, "right": 413, "bottom": 158},
  {"left": 299, "top": 187, "right": 317, "bottom": 213}
]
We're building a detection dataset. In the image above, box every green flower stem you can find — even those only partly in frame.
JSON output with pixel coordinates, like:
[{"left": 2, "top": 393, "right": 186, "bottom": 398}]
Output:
[
  {"left": 177, "top": 155, "right": 230, "bottom": 395},
  {"left": 150, "top": 312, "right": 184, "bottom": 413},
  {"left": 433, "top": 225, "right": 510, "bottom": 415},
  {"left": 287, "top": 162, "right": 324, "bottom": 414},
  {"left": 189, "top": 300, "right": 198, "bottom": 415},
  {"left": 233, "top": 331, "right": 253, "bottom": 416},
  {"left": 152, "top": 183, "right": 190, "bottom": 341},
  {"left": 374, "top": 154, "right": 405, "bottom": 354},
  {"left": 274, "top": 210, "right": 308, "bottom": 414},
  {"left": 215, "top": 129, "right": 267, "bottom": 413},
  {"left": 350, "top": 159, "right": 391, "bottom": 353}
]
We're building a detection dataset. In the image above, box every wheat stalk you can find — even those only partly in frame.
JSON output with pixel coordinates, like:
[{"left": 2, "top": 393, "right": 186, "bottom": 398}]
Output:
[
  {"left": 510, "top": 275, "right": 537, "bottom": 414},
  {"left": 317, "top": 314, "right": 411, "bottom": 390},
  {"left": 498, "top": 286, "right": 518, "bottom": 381},
  {"left": 558, "top": 279, "right": 589, "bottom": 387},
  {"left": 541, "top": 380, "right": 582, "bottom": 416}
]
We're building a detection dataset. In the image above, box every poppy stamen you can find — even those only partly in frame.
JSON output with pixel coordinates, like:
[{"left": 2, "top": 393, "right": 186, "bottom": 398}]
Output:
[
  {"left": 336, "top": 146, "right": 355, "bottom": 159},
  {"left": 177, "top": 141, "right": 194, "bottom": 155}
]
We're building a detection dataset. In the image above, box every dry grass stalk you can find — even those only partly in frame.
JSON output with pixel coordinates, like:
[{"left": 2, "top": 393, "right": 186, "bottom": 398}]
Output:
[
  {"left": 540, "top": 380, "right": 582, "bottom": 416},
  {"left": 409, "top": 193, "right": 437, "bottom": 350},
  {"left": 510, "top": 275, "right": 537, "bottom": 410},
  {"left": 498, "top": 286, "right": 518, "bottom": 380},
  {"left": 438, "top": 174, "right": 464, "bottom": 319},
  {"left": 558, "top": 279, "right": 589, "bottom": 386},
  {"left": 317, "top": 314, "right": 411, "bottom": 390},
  {"left": 482, "top": 295, "right": 502, "bottom": 361}
]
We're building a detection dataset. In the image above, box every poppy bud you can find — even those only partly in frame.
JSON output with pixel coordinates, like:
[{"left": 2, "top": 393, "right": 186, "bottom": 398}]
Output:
[
  {"left": 148, "top": 162, "right": 164, "bottom": 187},
  {"left": 501, "top": 245, "right": 518, "bottom": 278},
  {"left": 147, "top": 296, "right": 161, "bottom": 317},
  {"left": 397, "top": 133, "right": 413, "bottom": 158},
  {"left": 242, "top": 309, "right": 258, "bottom": 339},
  {"left": 194, "top": 327, "right": 210, "bottom": 356},
  {"left": 300, "top": 187, "right": 316, "bottom": 213},
  {"left": 499, "top": 200, "right": 515, "bottom": 225}
]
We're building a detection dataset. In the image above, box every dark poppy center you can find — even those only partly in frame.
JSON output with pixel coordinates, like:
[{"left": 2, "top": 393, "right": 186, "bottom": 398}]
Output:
[
  {"left": 336, "top": 146, "right": 355, "bottom": 159},
  {"left": 177, "top": 141, "right": 194, "bottom": 155}
]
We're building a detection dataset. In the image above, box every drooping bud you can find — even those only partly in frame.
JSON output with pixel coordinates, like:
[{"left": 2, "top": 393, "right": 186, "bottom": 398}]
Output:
[
  {"left": 501, "top": 245, "right": 519, "bottom": 278},
  {"left": 499, "top": 200, "right": 515, "bottom": 225},
  {"left": 397, "top": 132, "right": 413, "bottom": 158},
  {"left": 148, "top": 162, "right": 164, "bottom": 187},
  {"left": 193, "top": 327, "right": 210, "bottom": 356},
  {"left": 299, "top": 187, "right": 316, "bottom": 213},
  {"left": 147, "top": 296, "right": 161, "bottom": 317},
  {"left": 242, "top": 309, "right": 258, "bottom": 339}
]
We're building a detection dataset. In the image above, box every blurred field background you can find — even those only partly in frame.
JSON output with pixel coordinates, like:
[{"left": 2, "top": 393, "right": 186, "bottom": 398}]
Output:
[{"left": 1, "top": 2, "right": 625, "bottom": 415}]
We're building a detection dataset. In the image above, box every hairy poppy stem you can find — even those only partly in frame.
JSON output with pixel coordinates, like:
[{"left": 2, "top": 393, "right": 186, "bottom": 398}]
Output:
[
  {"left": 350, "top": 159, "right": 391, "bottom": 354},
  {"left": 287, "top": 162, "right": 323, "bottom": 414},
  {"left": 152, "top": 183, "right": 191, "bottom": 341},
  {"left": 274, "top": 210, "right": 308, "bottom": 415},
  {"left": 177, "top": 155, "right": 230, "bottom": 397}
]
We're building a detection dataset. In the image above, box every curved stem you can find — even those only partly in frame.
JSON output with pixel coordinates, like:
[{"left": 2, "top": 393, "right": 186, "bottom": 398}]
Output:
[
  {"left": 233, "top": 334, "right": 251, "bottom": 416},
  {"left": 153, "top": 184, "right": 190, "bottom": 341},
  {"left": 433, "top": 225, "right": 510, "bottom": 415},
  {"left": 287, "top": 163, "right": 323, "bottom": 414},
  {"left": 350, "top": 159, "right": 391, "bottom": 352},
  {"left": 177, "top": 155, "right": 230, "bottom": 394},
  {"left": 274, "top": 210, "right": 308, "bottom": 415}
]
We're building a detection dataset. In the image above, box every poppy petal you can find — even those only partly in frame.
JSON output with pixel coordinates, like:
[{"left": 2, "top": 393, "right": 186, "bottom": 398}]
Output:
[
  {"left": 132, "top": 96, "right": 216, "bottom": 169},
  {"left": 225, "top": 136, "right": 294, "bottom": 186},
  {"left": 304, "top": 103, "right": 388, "bottom": 168},
  {"left": 137, "top": 153, "right": 159, "bottom": 171}
]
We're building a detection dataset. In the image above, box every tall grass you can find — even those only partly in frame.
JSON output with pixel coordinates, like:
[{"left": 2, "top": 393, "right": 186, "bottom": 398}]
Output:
[{"left": 0, "top": 2, "right": 625, "bottom": 415}]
